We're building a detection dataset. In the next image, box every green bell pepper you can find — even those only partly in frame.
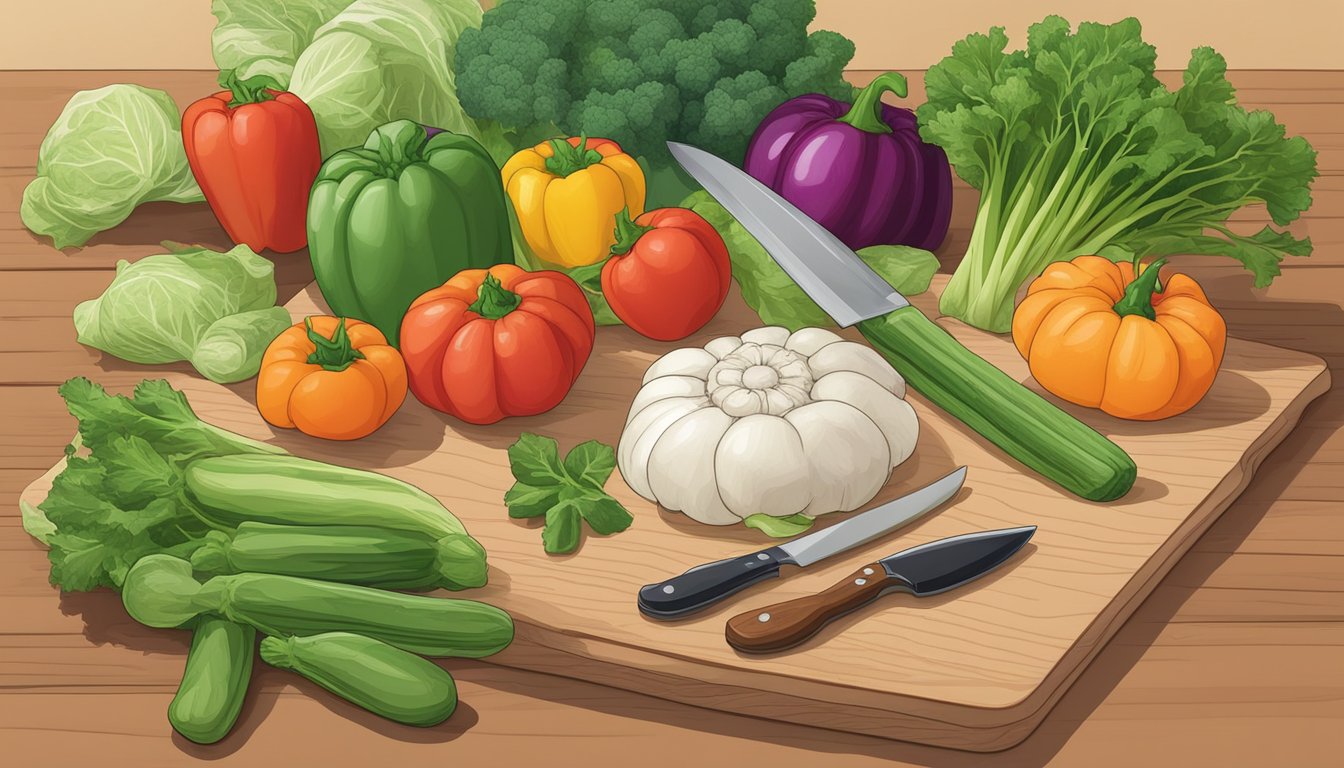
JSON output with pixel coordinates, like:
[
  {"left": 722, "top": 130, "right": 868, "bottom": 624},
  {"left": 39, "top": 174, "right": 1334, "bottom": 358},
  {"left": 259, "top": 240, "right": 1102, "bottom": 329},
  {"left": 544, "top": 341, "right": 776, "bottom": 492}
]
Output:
[{"left": 307, "top": 120, "right": 513, "bottom": 346}]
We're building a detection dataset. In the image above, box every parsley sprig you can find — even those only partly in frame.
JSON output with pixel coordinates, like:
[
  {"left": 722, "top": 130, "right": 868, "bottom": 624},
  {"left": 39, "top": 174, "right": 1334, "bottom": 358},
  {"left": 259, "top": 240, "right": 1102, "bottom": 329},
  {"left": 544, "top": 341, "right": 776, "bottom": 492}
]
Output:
[{"left": 504, "top": 433, "right": 633, "bottom": 554}]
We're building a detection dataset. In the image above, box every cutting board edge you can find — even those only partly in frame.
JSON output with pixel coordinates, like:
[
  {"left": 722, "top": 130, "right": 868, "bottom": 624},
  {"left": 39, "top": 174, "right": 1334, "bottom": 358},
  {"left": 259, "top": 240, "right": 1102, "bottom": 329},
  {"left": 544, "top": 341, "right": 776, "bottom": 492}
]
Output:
[{"left": 442, "top": 360, "right": 1333, "bottom": 752}]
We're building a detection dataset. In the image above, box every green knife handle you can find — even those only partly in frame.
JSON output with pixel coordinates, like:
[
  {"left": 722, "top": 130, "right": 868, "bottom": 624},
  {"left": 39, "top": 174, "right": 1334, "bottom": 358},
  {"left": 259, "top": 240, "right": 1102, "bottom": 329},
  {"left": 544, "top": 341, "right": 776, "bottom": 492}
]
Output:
[{"left": 859, "top": 306, "right": 1136, "bottom": 501}]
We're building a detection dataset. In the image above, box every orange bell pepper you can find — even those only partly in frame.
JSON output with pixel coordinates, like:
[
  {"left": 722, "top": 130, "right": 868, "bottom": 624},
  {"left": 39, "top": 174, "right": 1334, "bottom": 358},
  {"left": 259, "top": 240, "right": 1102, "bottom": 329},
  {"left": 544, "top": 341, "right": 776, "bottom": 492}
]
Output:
[
  {"left": 256, "top": 316, "right": 407, "bottom": 440},
  {"left": 1012, "top": 256, "right": 1227, "bottom": 420}
]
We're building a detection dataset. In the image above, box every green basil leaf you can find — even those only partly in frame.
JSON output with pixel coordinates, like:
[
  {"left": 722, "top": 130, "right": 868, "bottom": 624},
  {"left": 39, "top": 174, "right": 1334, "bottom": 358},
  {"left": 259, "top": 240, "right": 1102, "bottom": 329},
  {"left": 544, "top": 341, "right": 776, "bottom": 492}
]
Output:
[
  {"left": 504, "top": 481, "right": 560, "bottom": 519},
  {"left": 563, "top": 440, "right": 616, "bottom": 490},
  {"left": 542, "top": 500, "right": 583, "bottom": 554},
  {"left": 578, "top": 493, "right": 633, "bottom": 536},
  {"left": 507, "top": 432, "right": 567, "bottom": 486}
]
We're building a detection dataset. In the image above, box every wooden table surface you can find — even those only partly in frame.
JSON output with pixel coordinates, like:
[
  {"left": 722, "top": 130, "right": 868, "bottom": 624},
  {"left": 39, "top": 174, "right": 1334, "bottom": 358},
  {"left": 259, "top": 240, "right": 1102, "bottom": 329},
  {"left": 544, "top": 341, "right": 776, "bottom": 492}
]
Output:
[{"left": 1, "top": 70, "right": 1340, "bottom": 767}]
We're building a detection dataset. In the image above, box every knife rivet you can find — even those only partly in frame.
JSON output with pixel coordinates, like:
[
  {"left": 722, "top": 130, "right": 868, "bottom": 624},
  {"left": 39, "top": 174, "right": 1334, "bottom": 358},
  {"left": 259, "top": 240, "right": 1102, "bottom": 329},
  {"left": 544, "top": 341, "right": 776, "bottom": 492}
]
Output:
[
  {"left": 758, "top": 613, "right": 771, "bottom": 623},
  {"left": 662, "top": 585, "right": 675, "bottom": 594},
  {"left": 757, "top": 553, "right": 770, "bottom": 561},
  {"left": 855, "top": 578, "right": 867, "bottom": 586},
  {"left": 863, "top": 568, "right": 875, "bottom": 576}
]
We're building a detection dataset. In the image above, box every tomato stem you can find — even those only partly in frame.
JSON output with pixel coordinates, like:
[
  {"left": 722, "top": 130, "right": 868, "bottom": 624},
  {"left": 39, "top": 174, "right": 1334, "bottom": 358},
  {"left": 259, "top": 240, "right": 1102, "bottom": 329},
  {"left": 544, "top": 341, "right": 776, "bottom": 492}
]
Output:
[
  {"left": 469, "top": 274, "right": 522, "bottom": 320},
  {"left": 544, "top": 135, "right": 605, "bottom": 177},
  {"left": 220, "top": 70, "right": 279, "bottom": 108},
  {"left": 1113, "top": 258, "right": 1167, "bottom": 321},
  {"left": 610, "top": 208, "right": 652, "bottom": 257},
  {"left": 305, "top": 317, "right": 365, "bottom": 372},
  {"left": 837, "top": 72, "right": 908, "bottom": 135}
]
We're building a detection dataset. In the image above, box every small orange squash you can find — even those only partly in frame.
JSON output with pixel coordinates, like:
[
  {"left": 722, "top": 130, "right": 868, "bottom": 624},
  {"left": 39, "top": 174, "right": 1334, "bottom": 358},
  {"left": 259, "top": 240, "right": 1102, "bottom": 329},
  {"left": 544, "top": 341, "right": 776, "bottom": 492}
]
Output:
[
  {"left": 257, "top": 316, "right": 407, "bottom": 440},
  {"left": 1011, "top": 256, "right": 1226, "bottom": 421}
]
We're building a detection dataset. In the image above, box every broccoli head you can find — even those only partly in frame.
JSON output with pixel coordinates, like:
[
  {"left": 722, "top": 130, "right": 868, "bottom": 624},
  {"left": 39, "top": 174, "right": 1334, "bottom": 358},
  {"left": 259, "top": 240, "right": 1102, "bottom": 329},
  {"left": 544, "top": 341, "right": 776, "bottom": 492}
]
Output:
[{"left": 456, "top": 0, "right": 856, "bottom": 191}]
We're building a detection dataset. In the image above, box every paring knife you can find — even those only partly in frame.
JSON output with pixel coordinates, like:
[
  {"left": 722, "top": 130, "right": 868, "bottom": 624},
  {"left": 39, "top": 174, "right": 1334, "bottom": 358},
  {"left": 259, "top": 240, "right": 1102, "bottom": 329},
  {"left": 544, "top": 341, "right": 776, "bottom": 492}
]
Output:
[
  {"left": 638, "top": 467, "right": 966, "bottom": 619},
  {"left": 667, "top": 142, "right": 1135, "bottom": 503},
  {"left": 726, "top": 525, "right": 1037, "bottom": 653}
]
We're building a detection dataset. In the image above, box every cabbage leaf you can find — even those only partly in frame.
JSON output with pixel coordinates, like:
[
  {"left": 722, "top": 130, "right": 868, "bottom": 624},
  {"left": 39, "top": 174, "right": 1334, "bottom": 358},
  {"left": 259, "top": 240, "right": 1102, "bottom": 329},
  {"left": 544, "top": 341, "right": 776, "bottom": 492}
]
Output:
[
  {"left": 211, "top": 0, "right": 502, "bottom": 157},
  {"left": 74, "top": 243, "right": 291, "bottom": 383},
  {"left": 20, "top": 85, "right": 203, "bottom": 249}
]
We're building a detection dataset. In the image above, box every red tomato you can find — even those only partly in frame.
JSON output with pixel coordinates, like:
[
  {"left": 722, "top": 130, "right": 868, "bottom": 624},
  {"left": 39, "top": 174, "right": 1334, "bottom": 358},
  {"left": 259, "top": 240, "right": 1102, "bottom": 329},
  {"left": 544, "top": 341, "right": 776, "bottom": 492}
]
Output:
[
  {"left": 600, "top": 208, "right": 731, "bottom": 341},
  {"left": 400, "top": 264, "right": 595, "bottom": 425}
]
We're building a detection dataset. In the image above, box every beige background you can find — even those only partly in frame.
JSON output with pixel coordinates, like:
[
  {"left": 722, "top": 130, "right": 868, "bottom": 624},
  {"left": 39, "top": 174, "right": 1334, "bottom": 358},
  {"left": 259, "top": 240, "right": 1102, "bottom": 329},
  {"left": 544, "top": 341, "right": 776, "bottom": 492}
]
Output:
[{"left": 0, "top": 0, "right": 1341, "bottom": 71}]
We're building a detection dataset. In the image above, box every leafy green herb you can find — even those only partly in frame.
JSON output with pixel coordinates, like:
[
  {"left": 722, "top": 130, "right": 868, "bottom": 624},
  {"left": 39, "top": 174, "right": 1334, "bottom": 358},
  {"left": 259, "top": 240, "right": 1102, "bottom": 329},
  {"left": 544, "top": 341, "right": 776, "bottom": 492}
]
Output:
[
  {"left": 682, "top": 191, "right": 939, "bottom": 330},
  {"left": 505, "top": 433, "right": 633, "bottom": 554},
  {"left": 37, "top": 378, "right": 281, "bottom": 591},
  {"left": 743, "top": 513, "right": 815, "bottom": 538},
  {"left": 917, "top": 16, "right": 1318, "bottom": 332}
]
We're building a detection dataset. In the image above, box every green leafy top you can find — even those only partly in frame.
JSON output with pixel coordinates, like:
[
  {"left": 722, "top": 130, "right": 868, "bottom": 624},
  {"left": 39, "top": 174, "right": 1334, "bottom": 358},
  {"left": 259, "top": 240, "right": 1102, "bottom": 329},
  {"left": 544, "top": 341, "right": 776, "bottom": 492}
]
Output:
[
  {"left": 916, "top": 16, "right": 1316, "bottom": 331},
  {"left": 504, "top": 433, "right": 631, "bottom": 555},
  {"left": 38, "top": 378, "right": 281, "bottom": 591}
]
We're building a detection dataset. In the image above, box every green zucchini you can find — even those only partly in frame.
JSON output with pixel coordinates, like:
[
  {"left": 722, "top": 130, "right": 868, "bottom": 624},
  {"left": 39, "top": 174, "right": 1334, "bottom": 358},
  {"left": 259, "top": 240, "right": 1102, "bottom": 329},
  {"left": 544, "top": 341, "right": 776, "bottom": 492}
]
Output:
[
  {"left": 183, "top": 454, "right": 487, "bottom": 589},
  {"left": 190, "top": 522, "right": 477, "bottom": 591},
  {"left": 860, "top": 307, "right": 1137, "bottom": 501},
  {"left": 124, "top": 555, "right": 514, "bottom": 658},
  {"left": 260, "top": 633, "right": 457, "bottom": 726},
  {"left": 168, "top": 617, "right": 255, "bottom": 744}
]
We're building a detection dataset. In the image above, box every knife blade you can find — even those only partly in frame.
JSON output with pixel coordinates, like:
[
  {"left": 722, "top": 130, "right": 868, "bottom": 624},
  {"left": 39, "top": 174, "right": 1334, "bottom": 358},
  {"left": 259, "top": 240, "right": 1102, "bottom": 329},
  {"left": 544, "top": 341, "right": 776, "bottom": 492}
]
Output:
[
  {"left": 637, "top": 467, "right": 966, "bottom": 620},
  {"left": 668, "top": 142, "right": 1136, "bottom": 503},
  {"left": 726, "top": 525, "right": 1036, "bottom": 653}
]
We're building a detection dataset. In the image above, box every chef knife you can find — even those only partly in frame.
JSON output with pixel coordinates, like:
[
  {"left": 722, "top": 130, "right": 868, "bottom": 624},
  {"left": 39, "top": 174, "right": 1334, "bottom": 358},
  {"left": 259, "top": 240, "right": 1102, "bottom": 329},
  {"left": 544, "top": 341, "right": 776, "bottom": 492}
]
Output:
[
  {"left": 638, "top": 466, "right": 966, "bottom": 619},
  {"left": 726, "top": 525, "right": 1036, "bottom": 653},
  {"left": 667, "top": 141, "right": 1135, "bottom": 503}
]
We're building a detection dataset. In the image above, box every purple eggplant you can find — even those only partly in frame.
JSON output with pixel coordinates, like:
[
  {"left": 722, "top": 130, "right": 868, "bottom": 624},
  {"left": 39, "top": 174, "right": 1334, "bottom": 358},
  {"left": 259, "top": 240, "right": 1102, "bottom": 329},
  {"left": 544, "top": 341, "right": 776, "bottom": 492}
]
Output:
[{"left": 743, "top": 72, "right": 952, "bottom": 252}]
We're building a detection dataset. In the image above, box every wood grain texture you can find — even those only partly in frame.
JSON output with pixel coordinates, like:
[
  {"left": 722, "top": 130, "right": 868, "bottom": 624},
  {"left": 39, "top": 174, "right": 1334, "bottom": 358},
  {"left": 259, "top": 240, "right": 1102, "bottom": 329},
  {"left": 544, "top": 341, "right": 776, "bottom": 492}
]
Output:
[
  {"left": 18, "top": 273, "right": 1328, "bottom": 750},
  {"left": 2, "top": 70, "right": 1342, "bottom": 765}
]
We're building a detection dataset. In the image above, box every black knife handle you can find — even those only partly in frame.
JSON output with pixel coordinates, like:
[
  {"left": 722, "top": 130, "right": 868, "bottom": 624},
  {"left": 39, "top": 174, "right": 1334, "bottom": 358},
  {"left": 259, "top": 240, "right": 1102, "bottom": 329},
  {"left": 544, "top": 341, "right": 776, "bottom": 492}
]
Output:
[{"left": 638, "top": 547, "right": 790, "bottom": 620}]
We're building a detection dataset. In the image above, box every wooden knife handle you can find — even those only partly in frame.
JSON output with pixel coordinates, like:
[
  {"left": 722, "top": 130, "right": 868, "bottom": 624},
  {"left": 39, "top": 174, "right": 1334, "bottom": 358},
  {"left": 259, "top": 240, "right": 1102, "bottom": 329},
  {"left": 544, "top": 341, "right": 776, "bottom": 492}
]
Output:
[{"left": 725, "top": 563, "right": 907, "bottom": 653}]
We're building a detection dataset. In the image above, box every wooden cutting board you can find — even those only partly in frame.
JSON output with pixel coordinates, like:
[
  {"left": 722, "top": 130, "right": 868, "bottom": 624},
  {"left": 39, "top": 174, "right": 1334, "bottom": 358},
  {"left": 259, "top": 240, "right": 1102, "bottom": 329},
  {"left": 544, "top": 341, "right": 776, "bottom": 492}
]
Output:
[{"left": 21, "top": 275, "right": 1329, "bottom": 752}]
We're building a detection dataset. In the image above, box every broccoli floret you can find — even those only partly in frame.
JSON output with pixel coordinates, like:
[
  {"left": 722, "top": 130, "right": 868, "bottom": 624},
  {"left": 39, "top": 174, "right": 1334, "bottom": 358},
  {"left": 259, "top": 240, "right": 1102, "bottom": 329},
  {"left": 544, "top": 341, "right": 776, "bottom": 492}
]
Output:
[{"left": 456, "top": 0, "right": 856, "bottom": 201}]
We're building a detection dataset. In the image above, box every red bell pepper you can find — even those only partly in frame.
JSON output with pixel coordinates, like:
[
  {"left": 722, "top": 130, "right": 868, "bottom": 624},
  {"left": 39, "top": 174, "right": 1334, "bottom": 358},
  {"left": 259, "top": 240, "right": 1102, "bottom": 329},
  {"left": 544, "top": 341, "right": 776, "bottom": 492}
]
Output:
[{"left": 182, "top": 72, "right": 321, "bottom": 254}]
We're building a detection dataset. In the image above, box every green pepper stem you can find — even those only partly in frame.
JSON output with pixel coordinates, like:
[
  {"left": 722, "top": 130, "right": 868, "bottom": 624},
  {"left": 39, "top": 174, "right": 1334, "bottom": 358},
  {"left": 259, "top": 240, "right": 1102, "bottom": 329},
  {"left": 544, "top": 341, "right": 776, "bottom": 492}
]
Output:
[
  {"left": 837, "top": 71, "right": 908, "bottom": 135},
  {"left": 1113, "top": 258, "right": 1167, "bottom": 321},
  {"left": 220, "top": 70, "right": 280, "bottom": 108},
  {"left": 363, "top": 120, "right": 428, "bottom": 178},
  {"left": 469, "top": 274, "right": 522, "bottom": 320},
  {"left": 610, "top": 208, "right": 652, "bottom": 257},
  {"left": 305, "top": 317, "right": 365, "bottom": 372},
  {"left": 544, "top": 135, "right": 605, "bottom": 177}
]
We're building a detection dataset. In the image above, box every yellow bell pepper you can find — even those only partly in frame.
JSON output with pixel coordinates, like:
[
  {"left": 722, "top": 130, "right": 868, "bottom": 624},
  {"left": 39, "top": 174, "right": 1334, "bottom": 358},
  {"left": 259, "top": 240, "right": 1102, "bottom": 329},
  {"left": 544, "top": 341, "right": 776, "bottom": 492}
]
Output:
[{"left": 501, "top": 136, "right": 646, "bottom": 268}]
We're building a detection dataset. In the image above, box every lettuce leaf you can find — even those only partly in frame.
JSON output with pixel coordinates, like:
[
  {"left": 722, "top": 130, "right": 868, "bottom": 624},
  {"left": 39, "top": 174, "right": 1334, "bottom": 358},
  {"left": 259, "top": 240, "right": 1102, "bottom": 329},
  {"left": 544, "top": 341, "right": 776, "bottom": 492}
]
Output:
[
  {"left": 681, "top": 191, "right": 939, "bottom": 331},
  {"left": 20, "top": 85, "right": 203, "bottom": 249},
  {"left": 74, "top": 243, "right": 290, "bottom": 383}
]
